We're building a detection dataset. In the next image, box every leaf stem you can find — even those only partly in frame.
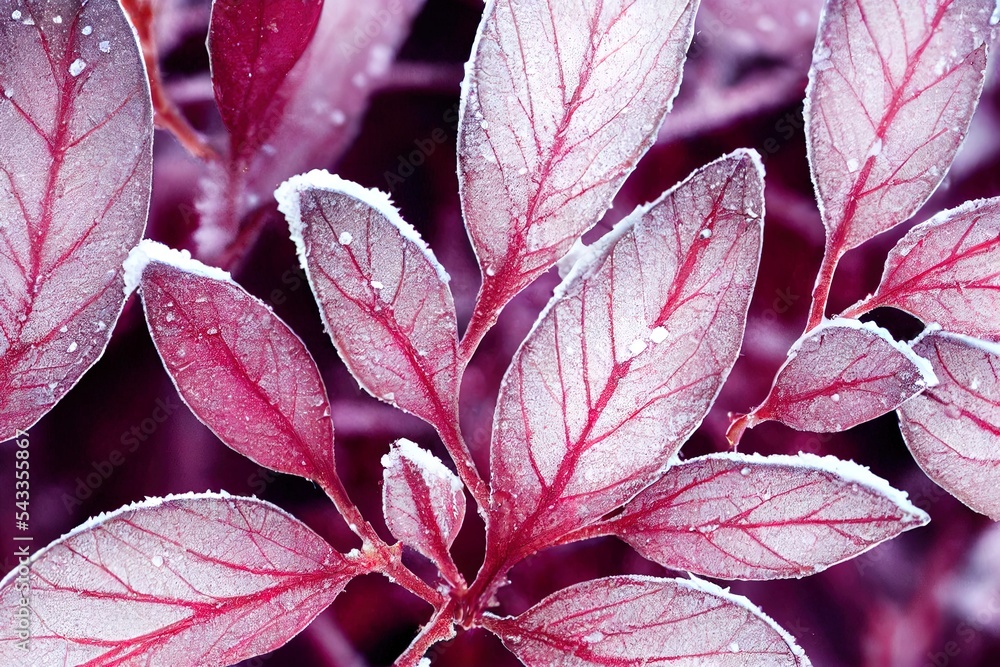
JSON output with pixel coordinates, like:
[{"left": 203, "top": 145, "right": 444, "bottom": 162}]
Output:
[
  {"left": 458, "top": 278, "right": 505, "bottom": 369},
  {"left": 437, "top": 416, "right": 490, "bottom": 516},
  {"left": 392, "top": 601, "right": 458, "bottom": 667},
  {"left": 321, "top": 475, "right": 444, "bottom": 607},
  {"left": 805, "top": 250, "right": 840, "bottom": 332}
]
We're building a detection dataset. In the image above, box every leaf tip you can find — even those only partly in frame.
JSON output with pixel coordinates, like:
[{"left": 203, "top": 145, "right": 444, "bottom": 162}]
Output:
[{"left": 123, "top": 240, "right": 231, "bottom": 297}]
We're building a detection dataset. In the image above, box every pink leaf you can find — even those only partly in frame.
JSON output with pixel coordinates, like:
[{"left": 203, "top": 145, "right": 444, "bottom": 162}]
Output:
[
  {"left": 845, "top": 197, "right": 1000, "bottom": 341},
  {"left": 805, "top": 0, "right": 992, "bottom": 256},
  {"left": 733, "top": 319, "right": 938, "bottom": 437},
  {"left": 126, "top": 241, "right": 339, "bottom": 489},
  {"left": 381, "top": 439, "right": 466, "bottom": 584},
  {"left": 899, "top": 329, "right": 1000, "bottom": 519},
  {"left": 208, "top": 0, "right": 324, "bottom": 160},
  {"left": 0, "top": 0, "right": 152, "bottom": 441},
  {"left": 610, "top": 452, "right": 928, "bottom": 580},
  {"left": 276, "top": 171, "right": 459, "bottom": 430},
  {"left": 458, "top": 0, "right": 699, "bottom": 328},
  {"left": 489, "top": 151, "right": 764, "bottom": 559},
  {"left": 482, "top": 575, "right": 810, "bottom": 666},
  {"left": 0, "top": 493, "right": 359, "bottom": 666}
]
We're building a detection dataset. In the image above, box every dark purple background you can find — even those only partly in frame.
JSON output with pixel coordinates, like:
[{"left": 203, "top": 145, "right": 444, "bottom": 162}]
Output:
[{"left": 4, "top": 0, "right": 1000, "bottom": 665}]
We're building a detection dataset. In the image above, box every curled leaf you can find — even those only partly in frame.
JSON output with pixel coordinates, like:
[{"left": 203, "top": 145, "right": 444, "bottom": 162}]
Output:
[
  {"left": 0, "top": 0, "right": 152, "bottom": 441},
  {"left": 899, "top": 329, "right": 1000, "bottom": 519},
  {"left": 0, "top": 493, "right": 359, "bottom": 666},
  {"left": 382, "top": 439, "right": 466, "bottom": 584},
  {"left": 611, "top": 452, "right": 928, "bottom": 580}
]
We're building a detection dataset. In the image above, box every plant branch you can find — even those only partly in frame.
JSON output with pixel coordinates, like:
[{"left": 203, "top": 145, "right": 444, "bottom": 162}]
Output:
[
  {"left": 805, "top": 248, "right": 840, "bottom": 332},
  {"left": 321, "top": 475, "right": 445, "bottom": 607},
  {"left": 121, "top": 0, "right": 218, "bottom": 162},
  {"left": 437, "top": 414, "right": 490, "bottom": 516},
  {"left": 393, "top": 601, "right": 457, "bottom": 667}
]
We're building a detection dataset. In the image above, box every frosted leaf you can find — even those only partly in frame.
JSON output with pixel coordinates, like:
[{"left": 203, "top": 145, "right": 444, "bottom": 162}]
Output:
[
  {"left": 382, "top": 439, "right": 466, "bottom": 583},
  {"left": 611, "top": 453, "right": 928, "bottom": 580},
  {"left": 732, "top": 319, "right": 937, "bottom": 437},
  {"left": 0, "top": 494, "right": 358, "bottom": 665},
  {"left": 0, "top": 0, "right": 152, "bottom": 442},
  {"left": 484, "top": 575, "right": 810, "bottom": 666},
  {"left": 899, "top": 330, "right": 1000, "bottom": 519},
  {"left": 489, "top": 152, "right": 764, "bottom": 558},
  {"left": 458, "top": 0, "right": 699, "bottom": 325},
  {"left": 805, "top": 0, "right": 993, "bottom": 254},
  {"left": 136, "top": 252, "right": 339, "bottom": 489},
  {"left": 276, "top": 171, "right": 460, "bottom": 433},
  {"left": 850, "top": 197, "right": 1000, "bottom": 341}
]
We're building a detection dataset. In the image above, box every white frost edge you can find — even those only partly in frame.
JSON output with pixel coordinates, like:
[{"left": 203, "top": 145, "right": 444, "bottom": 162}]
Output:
[
  {"left": 912, "top": 325, "right": 1000, "bottom": 357},
  {"left": 382, "top": 438, "right": 464, "bottom": 495},
  {"left": 123, "top": 240, "right": 232, "bottom": 297},
  {"left": 0, "top": 491, "right": 299, "bottom": 589},
  {"left": 673, "top": 575, "right": 811, "bottom": 663},
  {"left": 275, "top": 169, "right": 451, "bottom": 285},
  {"left": 789, "top": 317, "right": 939, "bottom": 388},
  {"left": 690, "top": 451, "right": 929, "bottom": 524}
]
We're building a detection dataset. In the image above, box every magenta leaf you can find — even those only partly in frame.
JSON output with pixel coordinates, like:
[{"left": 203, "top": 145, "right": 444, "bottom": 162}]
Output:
[
  {"left": 0, "top": 493, "right": 360, "bottom": 665},
  {"left": 126, "top": 241, "right": 339, "bottom": 489},
  {"left": 845, "top": 197, "right": 1000, "bottom": 341},
  {"left": 732, "top": 319, "right": 938, "bottom": 438},
  {"left": 208, "top": 0, "right": 323, "bottom": 160},
  {"left": 0, "top": 0, "right": 152, "bottom": 441},
  {"left": 609, "top": 452, "right": 928, "bottom": 580},
  {"left": 898, "top": 329, "right": 1000, "bottom": 519},
  {"left": 458, "top": 0, "right": 699, "bottom": 334},
  {"left": 482, "top": 575, "right": 810, "bottom": 666},
  {"left": 489, "top": 151, "right": 764, "bottom": 560},
  {"left": 382, "top": 439, "right": 466, "bottom": 585},
  {"left": 276, "top": 171, "right": 459, "bottom": 430},
  {"left": 805, "top": 0, "right": 992, "bottom": 258}
]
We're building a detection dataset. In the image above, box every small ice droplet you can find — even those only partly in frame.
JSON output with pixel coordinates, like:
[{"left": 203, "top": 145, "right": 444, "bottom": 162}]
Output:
[
  {"left": 96, "top": 320, "right": 106, "bottom": 331},
  {"left": 52, "top": 14, "right": 61, "bottom": 23},
  {"left": 485, "top": 266, "right": 496, "bottom": 277},
  {"left": 69, "top": 58, "right": 87, "bottom": 77},
  {"left": 583, "top": 631, "right": 604, "bottom": 643},
  {"left": 867, "top": 137, "right": 882, "bottom": 157},
  {"left": 59, "top": 325, "right": 68, "bottom": 333},
  {"left": 151, "top": 555, "right": 163, "bottom": 567},
  {"left": 971, "top": 377, "right": 980, "bottom": 391},
  {"left": 832, "top": 393, "right": 840, "bottom": 402},
  {"left": 846, "top": 158, "right": 859, "bottom": 173},
  {"left": 518, "top": 167, "right": 528, "bottom": 175},
  {"left": 740, "top": 467, "right": 750, "bottom": 476},
  {"left": 165, "top": 312, "right": 176, "bottom": 322},
  {"left": 650, "top": 326, "right": 668, "bottom": 344},
  {"left": 11, "top": 10, "right": 21, "bottom": 19},
  {"left": 371, "top": 280, "right": 383, "bottom": 289},
  {"left": 3, "top": 88, "right": 11, "bottom": 98},
  {"left": 991, "top": 1, "right": 1000, "bottom": 26},
  {"left": 383, "top": 392, "right": 395, "bottom": 402},
  {"left": 98, "top": 40, "right": 110, "bottom": 53},
  {"left": 81, "top": 25, "right": 92, "bottom": 35},
  {"left": 66, "top": 341, "right": 78, "bottom": 353},
  {"left": 729, "top": 641, "right": 740, "bottom": 653},
  {"left": 699, "top": 228, "right": 712, "bottom": 239},
  {"left": 206, "top": 327, "right": 219, "bottom": 335},
  {"left": 339, "top": 231, "right": 353, "bottom": 245},
  {"left": 629, "top": 339, "right": 647, "bottom": 356}
]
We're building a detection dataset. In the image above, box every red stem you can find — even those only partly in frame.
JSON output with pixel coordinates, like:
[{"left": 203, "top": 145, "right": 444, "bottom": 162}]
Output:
[
  {"left": 392, "top": 601, "right": 458, "bottom": 667},
  {"left": 805, "top": 249, "right": 840, "bottom": 332},
  {"left": 320, "top": 475, "right": 444, "bottom": 607},
  {"left": 121, "top": 0, "right": 218, "bottom": 162}
]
